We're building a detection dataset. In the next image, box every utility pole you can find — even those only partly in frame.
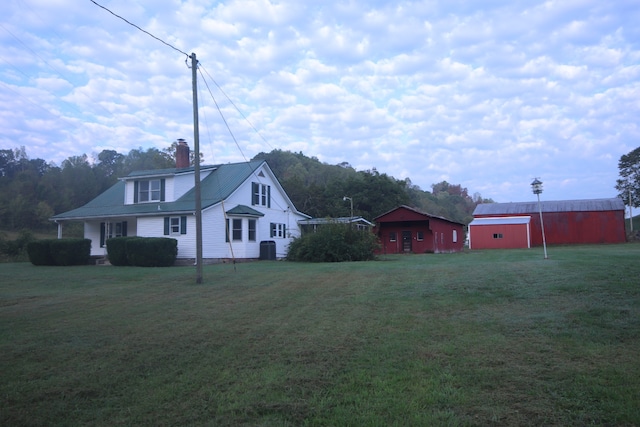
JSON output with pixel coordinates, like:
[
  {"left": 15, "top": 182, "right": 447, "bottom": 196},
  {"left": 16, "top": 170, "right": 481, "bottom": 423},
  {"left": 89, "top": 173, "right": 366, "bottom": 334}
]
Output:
[
  {"left": 630, "top": 181, "right": 634, "bottom": 233},
  {"left": 191, "top": 52, "right": 203, "bottom": 283}
]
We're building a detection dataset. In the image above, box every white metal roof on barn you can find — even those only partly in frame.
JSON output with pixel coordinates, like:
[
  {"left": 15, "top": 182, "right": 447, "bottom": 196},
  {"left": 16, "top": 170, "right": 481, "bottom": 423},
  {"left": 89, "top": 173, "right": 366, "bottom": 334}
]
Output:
[
  {"left": 473, "top": 198, "right": 624, "bottom": 216},
  {"left": 469, "top": 216, "right": 531, "bottom": 226}
]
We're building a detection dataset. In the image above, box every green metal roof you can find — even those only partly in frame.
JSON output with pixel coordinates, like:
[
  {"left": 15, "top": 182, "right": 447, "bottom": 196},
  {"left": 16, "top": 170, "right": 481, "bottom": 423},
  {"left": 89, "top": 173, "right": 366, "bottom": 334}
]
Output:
[
  {"left": 226, "top": 204, "right": 265, "bottom": 217},
  {"left": 52, "top": 160, "right": 266, "bottom": 221}
]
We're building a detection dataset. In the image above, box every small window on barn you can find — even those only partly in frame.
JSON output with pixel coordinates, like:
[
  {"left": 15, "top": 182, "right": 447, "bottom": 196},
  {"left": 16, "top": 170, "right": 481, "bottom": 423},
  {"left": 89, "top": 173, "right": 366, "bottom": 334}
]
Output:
[
  {"left": 453, "top": 229, "right": 458, "bottom": 243},
  {"left": 416, "top": 231, "right": 424, "bottom": 241},
  {"left": 389, "top": 232, "right": 397, "bottom": 242},
  {"left": 493, "top": 233, "right": 503, "bottom": 239}
]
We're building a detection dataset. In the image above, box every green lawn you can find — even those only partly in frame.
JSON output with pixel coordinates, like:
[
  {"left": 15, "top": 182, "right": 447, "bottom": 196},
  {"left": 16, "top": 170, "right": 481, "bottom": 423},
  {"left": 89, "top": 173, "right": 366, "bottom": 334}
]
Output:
[{"left": 2, "top": 245, "right": 639, "bottom": 426}]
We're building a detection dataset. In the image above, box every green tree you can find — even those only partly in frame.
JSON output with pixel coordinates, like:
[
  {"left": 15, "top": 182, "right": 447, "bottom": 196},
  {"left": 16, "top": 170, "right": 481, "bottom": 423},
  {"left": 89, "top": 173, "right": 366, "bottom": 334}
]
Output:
[
  {"left": 615, "top": 146, "right": 640, "bottom": 208},
  {"left": 123, "top": 147, "right": 174, "bottom": 173}
]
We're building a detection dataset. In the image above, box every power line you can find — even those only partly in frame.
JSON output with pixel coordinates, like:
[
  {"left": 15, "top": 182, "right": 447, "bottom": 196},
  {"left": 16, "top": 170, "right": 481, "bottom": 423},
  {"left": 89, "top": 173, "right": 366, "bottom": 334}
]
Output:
[
  {"left": 89, "top": 0, "right": 190, "bottom": 58},
  {"left": 197, "top": 68, "right": 249, "bottom": 162},
  {"left": 197, "top": 69, "right": 288, "bottom": 212},
  {"left": 200, "top": 64, "right": 275, "bottom": 151}
]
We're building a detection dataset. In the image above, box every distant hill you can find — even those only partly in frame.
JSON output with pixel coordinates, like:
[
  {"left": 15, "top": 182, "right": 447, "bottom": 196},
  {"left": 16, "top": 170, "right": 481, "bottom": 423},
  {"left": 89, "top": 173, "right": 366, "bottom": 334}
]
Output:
[{"left": 252, "top": 149, "right": 493, "bottom": 224}]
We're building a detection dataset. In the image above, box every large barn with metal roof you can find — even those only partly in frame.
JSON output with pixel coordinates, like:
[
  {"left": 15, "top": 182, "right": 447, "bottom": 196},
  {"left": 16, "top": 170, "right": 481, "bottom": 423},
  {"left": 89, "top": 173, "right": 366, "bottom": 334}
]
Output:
[{"left": 469, "top": 198, "right": 626, "bottom": 249}]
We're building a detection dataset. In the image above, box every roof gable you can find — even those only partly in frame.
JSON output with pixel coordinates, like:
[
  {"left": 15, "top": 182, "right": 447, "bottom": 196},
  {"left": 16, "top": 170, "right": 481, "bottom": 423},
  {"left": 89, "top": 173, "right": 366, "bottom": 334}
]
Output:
[{"left": 374, "top": 205, "right": 464, "bottom": 225}]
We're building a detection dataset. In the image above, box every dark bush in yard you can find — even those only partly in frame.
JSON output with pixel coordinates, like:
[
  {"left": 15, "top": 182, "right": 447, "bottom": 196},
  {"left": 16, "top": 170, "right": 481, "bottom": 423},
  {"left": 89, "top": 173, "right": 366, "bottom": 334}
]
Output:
[
  {"left": 287, "top": 223, "right": 379, "bottom": 262},
  {"left": 106, "top": 236, "right": 134, "bottom": 266},
  {"left": 27, "top": 240, "right": 55, "bottom": 265},
  {"left": 125, "top": 237, "right": 177, "bottom": 267},
  {"left": 49, "top": 239, "right": 91, "bottom": 266},
  {"left": 1, "top": 230, "right": 35, "bottom": 262}
]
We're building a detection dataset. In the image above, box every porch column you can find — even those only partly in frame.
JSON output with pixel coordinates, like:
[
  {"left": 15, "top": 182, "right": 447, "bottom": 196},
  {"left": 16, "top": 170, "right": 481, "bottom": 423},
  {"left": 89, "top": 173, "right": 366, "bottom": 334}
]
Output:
[{"left": 57, "top": 222, "right": 62, "bottom": 239}]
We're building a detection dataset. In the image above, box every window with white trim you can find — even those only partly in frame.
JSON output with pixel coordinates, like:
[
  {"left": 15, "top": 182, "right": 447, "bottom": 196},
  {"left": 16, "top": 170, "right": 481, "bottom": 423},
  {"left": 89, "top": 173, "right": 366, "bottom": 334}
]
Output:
[
  {"left": 389, "top": 232, "right": 397, "bottom": 242},
  {"left": 139, "top": 179, "right": 160, "bottom": 202},
  {"left": 134, "top": 179, "right": 165, "bottom": 203},
  {"left": 270, "top": 222, "right": 286, "bottom": 238},
  {"left": 100, "top": 221, "right": 127, "bottom": 247},
  {"left": 164, "top": 216, "right": 187, "bottom": 236},
  {"left": 252, "top": 182, "right": 271, "bottom": 207},
  {"left": 248, "top": 219, "right": 256, "bottom": 241},
  {"left": 232, "top": 219, "right": 242, "bottom": 241},
  {"left": 453, "top": 229, "right": 458, "bottom": 243}
]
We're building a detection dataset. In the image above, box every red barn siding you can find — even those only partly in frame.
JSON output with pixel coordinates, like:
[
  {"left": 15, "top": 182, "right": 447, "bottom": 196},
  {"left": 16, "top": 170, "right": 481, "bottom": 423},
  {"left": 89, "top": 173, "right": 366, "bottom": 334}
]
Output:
[
  {"left": 473, "top": 202, "right": 626, "bottom": 247},
  {"left": 374, "top": 206, "right": 464, "bottom": 254},
  {"left": 527, "top": 210, "right": 625, "bottom": 245},
  {"left": 469, "top": 223, "right": 530, "bottom": 249}
]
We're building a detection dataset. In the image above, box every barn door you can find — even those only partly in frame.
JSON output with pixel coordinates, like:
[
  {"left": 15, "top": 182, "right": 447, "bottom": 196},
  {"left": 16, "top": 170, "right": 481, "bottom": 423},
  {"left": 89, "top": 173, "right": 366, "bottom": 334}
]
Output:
[{"left": 402, "top": 231, "right": 412, "bottom": 252}]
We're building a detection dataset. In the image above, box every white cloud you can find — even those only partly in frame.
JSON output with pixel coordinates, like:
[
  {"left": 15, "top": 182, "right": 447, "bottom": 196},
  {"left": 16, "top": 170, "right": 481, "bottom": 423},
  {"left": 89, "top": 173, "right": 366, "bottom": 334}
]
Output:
[{"left": 0, "top": 0, "right": 638, "bottom": 203}]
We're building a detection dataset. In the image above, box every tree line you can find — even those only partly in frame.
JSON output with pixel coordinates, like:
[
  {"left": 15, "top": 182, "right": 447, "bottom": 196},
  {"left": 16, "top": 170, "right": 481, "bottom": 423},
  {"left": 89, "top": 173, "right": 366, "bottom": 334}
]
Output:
[{"left": 0, "top": 145, "right": 494, "bottom": 233}]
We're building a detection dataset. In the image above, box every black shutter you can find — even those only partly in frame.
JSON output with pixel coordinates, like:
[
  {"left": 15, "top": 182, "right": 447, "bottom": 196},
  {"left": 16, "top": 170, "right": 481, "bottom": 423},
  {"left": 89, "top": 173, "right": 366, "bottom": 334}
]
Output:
[
  {"left": 122, "top": 221, "right": 128, "bottom": 237},
  {"left": 100, "top": 222, "right": 105, "bottom": 247},
  {"left": 225, "top": 219, "right": 229, "bottom": 242},
  {"left": 134, "top": 181, "right": 139, "bottom": 203},
  {"left": 180, "top": 216, "right": 187, "bottom": 234},
  {"left": 270, "top": 223, "right": 275, "bottom": 238},
  {"left": 283, "top": 223, "right": 286, "bottom": 237},
  {"left": 160, "top": 179, "right": 166, "bottom": 202},
  {"left": 252, "top": 182, "right": 259, "bottom": 205},
  {"left": 164, "top": 217, "right": 170, "bottom": 235},
  {"left": 267, "top": 185, "right": 271, "bottom": 208}
]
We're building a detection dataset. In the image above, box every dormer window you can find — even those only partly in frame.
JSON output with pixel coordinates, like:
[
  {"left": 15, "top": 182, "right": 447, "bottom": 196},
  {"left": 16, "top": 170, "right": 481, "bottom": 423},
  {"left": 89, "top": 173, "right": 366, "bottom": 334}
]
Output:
[
  {"left": 134, "top": 179, "right": 165, "bottom": 203},
  {"left": 251, "top": 182, "right": 270, "bottom": 207}
]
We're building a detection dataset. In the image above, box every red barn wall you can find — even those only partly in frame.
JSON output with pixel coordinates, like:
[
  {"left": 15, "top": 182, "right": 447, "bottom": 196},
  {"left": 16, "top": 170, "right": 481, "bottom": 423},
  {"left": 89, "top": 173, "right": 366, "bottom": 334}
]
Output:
[
  {"left": 476, "top": 210, "right": 625, "bottom": 246},
  {"left": 429, "top": 218, "right": 465, "bottom": 253},
  {"left": 376, "top": 217, "right": 464, "bottom": 254},
  {"left": 469, "top": 223, "right": 530, "bottom": 249},
  {"left": 375, "top": 206, "right": 464, "bottom": 254},
  {"left": 377, "top": 222, "right": 434, "bottom": 254}
]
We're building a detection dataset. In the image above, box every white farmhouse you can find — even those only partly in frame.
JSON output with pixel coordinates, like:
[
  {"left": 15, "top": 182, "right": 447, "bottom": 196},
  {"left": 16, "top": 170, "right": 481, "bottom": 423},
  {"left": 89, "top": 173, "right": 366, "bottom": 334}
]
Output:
[{"left": 51, "top": 143, "right": 309, "bottom": 262}]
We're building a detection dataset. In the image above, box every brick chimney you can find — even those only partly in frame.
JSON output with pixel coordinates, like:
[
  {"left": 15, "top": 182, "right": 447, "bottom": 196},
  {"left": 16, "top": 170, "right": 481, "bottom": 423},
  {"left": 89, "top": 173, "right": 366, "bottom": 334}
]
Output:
[{"left": 176, "top": 139, "right": 190, "bottom": 168}]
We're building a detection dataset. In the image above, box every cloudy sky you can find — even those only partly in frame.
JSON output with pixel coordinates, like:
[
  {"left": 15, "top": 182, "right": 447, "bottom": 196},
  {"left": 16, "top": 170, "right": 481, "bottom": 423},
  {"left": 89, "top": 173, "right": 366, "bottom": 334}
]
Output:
[{"left": 1, "top": 0, "right": 639, "bottom": 203}]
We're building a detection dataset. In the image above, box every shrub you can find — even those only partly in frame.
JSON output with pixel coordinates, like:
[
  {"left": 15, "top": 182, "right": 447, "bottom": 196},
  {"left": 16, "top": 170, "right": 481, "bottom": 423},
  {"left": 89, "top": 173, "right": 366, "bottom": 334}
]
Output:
[
  {"left": 125, "top": 237, "right": 177, "bottom": 267},
  {"left": 27, "top": 240, "right": 55, "bottom": 266},
  {"left": 1, "top": 230, "right": 35, "bottom": 261},
  {"left": 49, "top": 239, "right": 91, "bottom": 266},
  {"left": 106, "top": 236, "right": 133, "bottom": 266},
  {"left": 287, "top": 224, "right": 379, "bottom": 262}
]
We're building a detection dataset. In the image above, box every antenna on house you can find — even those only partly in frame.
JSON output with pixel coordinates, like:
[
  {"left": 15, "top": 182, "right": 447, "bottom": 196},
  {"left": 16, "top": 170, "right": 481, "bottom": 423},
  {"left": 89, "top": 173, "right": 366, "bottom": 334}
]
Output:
[{"left": 188, "top": 53, "right": 203, "bottom": 283}]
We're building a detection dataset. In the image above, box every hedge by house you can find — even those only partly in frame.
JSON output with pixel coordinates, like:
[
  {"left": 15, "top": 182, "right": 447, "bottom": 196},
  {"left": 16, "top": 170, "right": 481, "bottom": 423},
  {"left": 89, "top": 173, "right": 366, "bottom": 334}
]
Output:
[
  {"left": 27, "top": 239, "right": 91, "bottom": 266},
  {"left": 106, "top": 237, "right": 177, "bottom": 267}
]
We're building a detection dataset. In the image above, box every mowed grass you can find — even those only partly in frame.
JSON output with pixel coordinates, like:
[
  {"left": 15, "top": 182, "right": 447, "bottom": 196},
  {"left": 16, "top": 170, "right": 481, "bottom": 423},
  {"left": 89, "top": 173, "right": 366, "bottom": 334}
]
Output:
[{"left": 1, "top": 245, "right": 639, "bottom": 426}]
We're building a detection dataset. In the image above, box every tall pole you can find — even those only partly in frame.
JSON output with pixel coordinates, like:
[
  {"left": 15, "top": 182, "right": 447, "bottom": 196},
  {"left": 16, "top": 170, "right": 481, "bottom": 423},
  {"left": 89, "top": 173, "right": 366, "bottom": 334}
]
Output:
[
  {"left": 536, "top": 192, "right": 548, "bottom": 259},
  {"left": 343, "top": 196, "right": 353, "bottom": 219},
  {"left": 629, "top": 182, "right": 634, "bottom": 233},
  {"left": 191, "top": 53, "right": 203, "bottom": 283},
  {"left": 531, "top": 178, "right": 548, "bottom": 260}
]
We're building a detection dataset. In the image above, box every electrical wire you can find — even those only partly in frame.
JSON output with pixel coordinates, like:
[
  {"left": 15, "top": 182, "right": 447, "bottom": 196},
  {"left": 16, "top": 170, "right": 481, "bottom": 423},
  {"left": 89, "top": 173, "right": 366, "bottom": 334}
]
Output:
[
  {"left": 89, "top": 0, "right": 190, "bottom": 58},
  {"left": 197, "top": 68, "right": 249, "bottom": 163},
  {"left": 199, "top": 64, "right": 274, "bottom": 151},
  {"left": 197, "top": 69, "right": 289, "bottom": 212}
]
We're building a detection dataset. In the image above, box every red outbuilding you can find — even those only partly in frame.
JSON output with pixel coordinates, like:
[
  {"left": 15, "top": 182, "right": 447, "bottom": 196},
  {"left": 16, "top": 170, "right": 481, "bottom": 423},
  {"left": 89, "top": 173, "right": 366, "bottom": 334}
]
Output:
[
  {"left": 470, "top": 198, "right": 625, "bottom": 249},
  {"left": 468, "top": 216, "right": 532, "bottom": 249},
  {"left": 373, "top": 205, "right": 465, "bottom": 254}
]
